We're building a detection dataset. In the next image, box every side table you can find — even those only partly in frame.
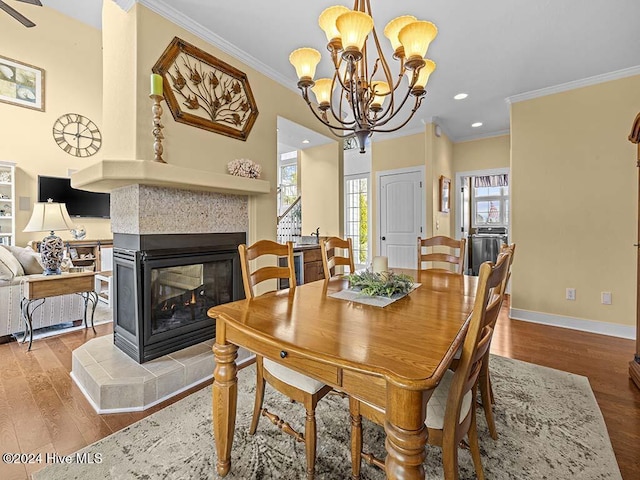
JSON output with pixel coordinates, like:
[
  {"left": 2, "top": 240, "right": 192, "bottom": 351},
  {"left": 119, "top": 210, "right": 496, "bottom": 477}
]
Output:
[{"left": 21, "top": 272, "right": 98, "bottom": 351}]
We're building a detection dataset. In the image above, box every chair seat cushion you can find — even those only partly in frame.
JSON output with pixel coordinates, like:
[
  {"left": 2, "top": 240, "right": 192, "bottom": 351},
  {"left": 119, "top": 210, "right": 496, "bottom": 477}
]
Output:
[
  {"left": 263, "top": 358, "right": 327, "bottom": 394},
  {"left": 426, "top": 369, "right": 472, "bottom": 430}
]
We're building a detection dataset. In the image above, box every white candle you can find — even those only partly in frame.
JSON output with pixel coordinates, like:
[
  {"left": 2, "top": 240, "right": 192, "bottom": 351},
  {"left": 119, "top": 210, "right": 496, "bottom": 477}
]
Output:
[{"left": 372, "top": 256, "right": 388, "bottom": 273}]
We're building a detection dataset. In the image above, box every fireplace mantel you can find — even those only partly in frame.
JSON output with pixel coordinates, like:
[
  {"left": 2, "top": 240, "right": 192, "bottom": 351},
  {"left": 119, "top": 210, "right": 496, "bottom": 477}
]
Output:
[{"left": 71, "top": 159, "right": 270, "bottom": 195}]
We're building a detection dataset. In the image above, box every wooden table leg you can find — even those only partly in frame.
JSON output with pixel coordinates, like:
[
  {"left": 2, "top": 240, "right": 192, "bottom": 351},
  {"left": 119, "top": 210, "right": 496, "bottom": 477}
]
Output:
[
  {"left": 384, "top": 384, "right": 431, "bottom": 480},
  {"left": 212, "top": 327, "right": 238, "bottom": 477}
]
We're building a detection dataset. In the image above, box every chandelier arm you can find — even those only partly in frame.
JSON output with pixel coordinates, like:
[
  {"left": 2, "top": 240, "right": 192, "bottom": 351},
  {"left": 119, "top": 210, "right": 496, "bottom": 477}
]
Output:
[
  {"left": 349, "top": 66, "right": 365, "bottom": 130},
  {"left": 300, "top": 87, "right": 357, "bottom": 133},
  {"left": 374, "top": 84, "right": 416, "bottom": 128},
  {"left": 328, "top": 68, "right": 357, "bottom": 127},
  {"left": 369, "top": 12, "right": 397, "bottom": 117},
  {"left": 372, "top": 97, "right": 424, "bottom": 133},
  {"left": 390, "top": 58, "right": 407, "bottom": 92}
]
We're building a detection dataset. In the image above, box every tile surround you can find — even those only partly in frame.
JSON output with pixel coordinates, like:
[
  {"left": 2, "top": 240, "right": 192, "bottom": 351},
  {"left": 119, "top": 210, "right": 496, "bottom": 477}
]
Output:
[
  {"left": 110, "top": 184, "right": 249, "bottom": 235},
  {"left": 72, "top": 335, "right": 253, "bottom": 413}
]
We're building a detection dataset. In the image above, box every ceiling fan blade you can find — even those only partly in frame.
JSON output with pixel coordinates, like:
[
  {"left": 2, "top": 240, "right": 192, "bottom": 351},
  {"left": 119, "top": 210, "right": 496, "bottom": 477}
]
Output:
[
  {"left": 0, "top": 1, "right": 35, "bottom": 27},
  {"left": 15, "top": 0, "right": 42, "bottom": 5}
]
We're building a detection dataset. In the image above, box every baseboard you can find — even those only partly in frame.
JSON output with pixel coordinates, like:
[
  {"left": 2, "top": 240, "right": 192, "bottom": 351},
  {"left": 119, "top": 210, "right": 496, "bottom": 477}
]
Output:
[{"left": 510, "top": 308, "right": 636, "bottom": 339}]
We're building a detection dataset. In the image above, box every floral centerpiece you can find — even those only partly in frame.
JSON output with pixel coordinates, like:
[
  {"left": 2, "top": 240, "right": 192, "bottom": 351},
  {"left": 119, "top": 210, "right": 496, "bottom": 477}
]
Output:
[
  {"left": 227, "top": 158, "right": 262, "bottom": 179},
  {"left": 347, "top": 270, "right": 414, "bottom": 298}
]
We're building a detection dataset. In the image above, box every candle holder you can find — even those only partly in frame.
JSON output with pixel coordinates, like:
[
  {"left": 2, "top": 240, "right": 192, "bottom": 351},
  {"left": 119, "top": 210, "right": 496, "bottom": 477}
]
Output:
[{"left": 149, "top": 93, "right": 167, "bottom": 163}]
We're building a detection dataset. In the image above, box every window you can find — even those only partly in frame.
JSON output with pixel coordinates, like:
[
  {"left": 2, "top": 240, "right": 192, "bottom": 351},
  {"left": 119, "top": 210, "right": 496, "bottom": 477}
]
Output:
[
  {"left": 278, "top": 151, "right": 298, "bottom": 214},
  {"left": 473, "top": 185, "right": 509, "bottom": 226},
  {"left": 344, "top": 174, "right": 369, "bottom": 267}
]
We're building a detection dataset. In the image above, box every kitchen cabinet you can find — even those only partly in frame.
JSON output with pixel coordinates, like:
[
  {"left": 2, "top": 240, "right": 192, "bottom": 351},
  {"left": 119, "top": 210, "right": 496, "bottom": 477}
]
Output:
[{"left": 301, "top": 247, "right": 324, "bottom": 283}]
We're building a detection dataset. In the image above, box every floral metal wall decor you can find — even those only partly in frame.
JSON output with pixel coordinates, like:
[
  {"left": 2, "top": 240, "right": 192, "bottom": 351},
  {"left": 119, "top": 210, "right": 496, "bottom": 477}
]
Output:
[{"left": 152, "top": 37, "right": 258, "bottom": 141}]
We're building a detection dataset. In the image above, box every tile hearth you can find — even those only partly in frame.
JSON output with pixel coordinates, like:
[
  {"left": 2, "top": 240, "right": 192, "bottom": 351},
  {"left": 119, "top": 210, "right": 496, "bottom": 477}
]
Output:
[{"left": 71, "top": 335, "right": 252, "bottom": 413}]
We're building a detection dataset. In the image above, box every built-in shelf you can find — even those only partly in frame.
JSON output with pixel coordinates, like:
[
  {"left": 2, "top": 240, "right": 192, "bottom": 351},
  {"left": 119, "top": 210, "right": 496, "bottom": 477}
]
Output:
[
  {"left": 71, "top": 159, "right": 271, "bottom": 196},
  {"left": 0, "top": 161, "right": 15, "bottom": 246}
]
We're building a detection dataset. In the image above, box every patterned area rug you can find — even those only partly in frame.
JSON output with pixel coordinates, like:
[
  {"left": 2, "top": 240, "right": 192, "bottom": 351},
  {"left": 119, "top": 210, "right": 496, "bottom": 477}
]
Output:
[{"left": 34, "top": 356, "right": 621, "bottom": 480}]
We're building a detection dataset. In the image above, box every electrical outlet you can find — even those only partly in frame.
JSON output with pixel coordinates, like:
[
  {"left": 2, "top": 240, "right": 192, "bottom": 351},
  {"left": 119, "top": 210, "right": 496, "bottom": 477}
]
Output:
[
  {"left": 601, "top": 292, "right": 612, "bottom": 305},
  {"left": 566, "top": 288, "right": 576, "bottom": 301}
]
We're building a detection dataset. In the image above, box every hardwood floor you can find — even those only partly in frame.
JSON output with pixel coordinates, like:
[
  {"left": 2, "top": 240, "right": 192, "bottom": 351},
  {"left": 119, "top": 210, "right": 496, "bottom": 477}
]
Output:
[{"left": 0, "top": 303, "right": 638, "bottom": 479}]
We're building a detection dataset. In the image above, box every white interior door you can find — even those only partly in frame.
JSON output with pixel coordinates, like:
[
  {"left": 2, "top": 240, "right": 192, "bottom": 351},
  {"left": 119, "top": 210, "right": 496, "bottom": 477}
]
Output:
[{"left": 379, "top": 169, "right": 423, "bottom": 269}]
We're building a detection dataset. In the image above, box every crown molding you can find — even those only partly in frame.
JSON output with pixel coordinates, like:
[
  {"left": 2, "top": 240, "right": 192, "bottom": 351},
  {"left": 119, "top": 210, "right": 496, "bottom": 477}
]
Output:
[
  {"left": 455, "top": 129, "right": 510, "bottom": 143},
  {"left": 506, "top": 65, "right": 640, "bottom": 104},
  {"left": 113, "top": 0, "right": 136, "bottom": 12},
  {"left": 136, "top": 0, "right": 298, "bottom": 94}
]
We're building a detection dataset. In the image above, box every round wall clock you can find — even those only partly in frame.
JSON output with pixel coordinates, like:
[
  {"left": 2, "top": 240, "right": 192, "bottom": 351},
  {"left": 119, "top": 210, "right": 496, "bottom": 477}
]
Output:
[{"left": 52, "top": 113, "right": 102, "bottom": 157}]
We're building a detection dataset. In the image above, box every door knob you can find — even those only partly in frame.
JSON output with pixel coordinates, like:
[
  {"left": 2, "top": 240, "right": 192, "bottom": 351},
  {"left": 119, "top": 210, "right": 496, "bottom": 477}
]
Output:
[{"left": 381, "top": 236, "right": 386, "bottom": 241}]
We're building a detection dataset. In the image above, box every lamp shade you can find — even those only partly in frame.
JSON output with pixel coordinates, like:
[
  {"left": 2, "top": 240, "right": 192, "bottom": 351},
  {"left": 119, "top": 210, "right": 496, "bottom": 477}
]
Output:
[
  {"left": 289, "top": 48, "right": 322, "bottom": 82},
  {"left": 383, "top": 15, "right": 417, "bottom": 53},
  {"left": 412, "top": 59, "right": 436, "bottom": 89},
  {"left": 336, "top": 11, "right": 374, "bottom": 52},
  {"left": 24, "top": 201, "right": 76, "bottom": 233},
  {"left": 370, "top": 81, "right": 390, "bottom": 109},
  {"left": 398, "top": 21, "right": 438, "bottom": 61},
  {"left": 319, "top": 5, "right": 351, "bottom": 43},
  {"left": 311, "top": 78, "right": 334, "bottom": 107}
]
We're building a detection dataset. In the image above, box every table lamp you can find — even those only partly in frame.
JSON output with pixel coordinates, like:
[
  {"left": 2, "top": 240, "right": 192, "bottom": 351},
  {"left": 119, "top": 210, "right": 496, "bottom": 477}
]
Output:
[{"left": 24, "top": 199, "right": 76, "bottom": 275}]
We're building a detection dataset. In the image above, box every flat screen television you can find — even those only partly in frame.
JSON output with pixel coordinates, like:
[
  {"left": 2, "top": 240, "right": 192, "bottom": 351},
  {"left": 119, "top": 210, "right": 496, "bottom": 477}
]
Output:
[{"left": 38, "top": 176, "right": 110, "bottom": 218}]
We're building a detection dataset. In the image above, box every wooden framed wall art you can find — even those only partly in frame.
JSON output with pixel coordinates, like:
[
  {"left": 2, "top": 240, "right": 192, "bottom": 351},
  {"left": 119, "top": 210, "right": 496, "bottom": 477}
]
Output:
[
  {"left": 439, "top": 175, "right": 451, "bottom": 213},
  {"left": 0, "top": 55, "right": 45, "bottom": 111},
  {"left": 152, "top": 37, "right": 259, "bottom": 141}
]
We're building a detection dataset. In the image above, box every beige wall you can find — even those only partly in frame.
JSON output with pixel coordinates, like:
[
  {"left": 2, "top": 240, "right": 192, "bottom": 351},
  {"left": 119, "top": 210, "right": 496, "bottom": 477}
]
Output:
[
  {"left": 0, "top": 6, "right": 110, "bottom": 246},
  {"left": 100, "top": 4, "right": 340, "bottom": 243},
  {"left": 453, "top": 134, "right": 510, "bottom": 173},
  {"left": 511, "top": 75, "right": 640, "bottom": 327},
  {"left": 427, "top": 124, "right": 455, "bottom": 237},
  {"left": 371, "top": 132, "right": 425, "bottom": 254},
  {"left": 300, "top": 142, "right": 341, "bottom": 237}
]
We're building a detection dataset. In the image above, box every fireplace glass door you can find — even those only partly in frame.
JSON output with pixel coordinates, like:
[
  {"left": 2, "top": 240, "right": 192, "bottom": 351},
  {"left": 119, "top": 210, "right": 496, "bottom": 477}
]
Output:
[{"left": 150, "top": 260, "right": 233, "bottom": 335}]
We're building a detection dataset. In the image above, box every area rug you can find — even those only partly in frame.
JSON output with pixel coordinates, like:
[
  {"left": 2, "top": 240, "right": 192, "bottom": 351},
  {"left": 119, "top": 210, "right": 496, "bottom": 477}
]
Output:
[{"left": 34, "top": 356, "right": 622, "bottom": 480}]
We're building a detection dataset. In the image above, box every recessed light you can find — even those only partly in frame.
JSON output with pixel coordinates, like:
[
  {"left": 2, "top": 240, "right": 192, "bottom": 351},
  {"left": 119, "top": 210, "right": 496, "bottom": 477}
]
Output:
[
  {"left": 302, "top": 139, "right": 310, "bottom": 144},
  {"left": 471, "top": 122, "right": 483, "bottom": 128},
  {"left": 454, "top": 93, "right": 468, "bottom": 100}
]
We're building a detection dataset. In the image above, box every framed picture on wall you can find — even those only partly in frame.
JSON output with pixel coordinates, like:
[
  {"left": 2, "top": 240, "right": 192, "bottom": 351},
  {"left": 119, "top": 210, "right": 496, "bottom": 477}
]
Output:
[
  {"left": 439, "top": 176, "right": 451, "bottom": 213},
  {"left": 0, "top": 55, "right": 45, "bottom": 112}
]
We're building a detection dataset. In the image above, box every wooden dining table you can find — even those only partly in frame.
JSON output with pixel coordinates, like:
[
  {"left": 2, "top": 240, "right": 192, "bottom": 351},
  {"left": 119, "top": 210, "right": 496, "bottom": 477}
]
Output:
[{"left": 208, "top": 269, "right": 478, "bottom": 480}]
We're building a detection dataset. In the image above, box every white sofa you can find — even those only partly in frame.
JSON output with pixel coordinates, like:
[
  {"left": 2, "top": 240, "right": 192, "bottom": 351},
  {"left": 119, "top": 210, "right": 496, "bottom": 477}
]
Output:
[{"left": 0, "top": 245, "right": 84, "bottom": 338}]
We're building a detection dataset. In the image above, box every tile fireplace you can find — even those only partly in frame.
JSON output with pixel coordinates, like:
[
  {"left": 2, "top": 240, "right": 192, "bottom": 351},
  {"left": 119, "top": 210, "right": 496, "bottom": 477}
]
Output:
[{"left": 112, "top": 232, "right": 245, "bottom": 363}]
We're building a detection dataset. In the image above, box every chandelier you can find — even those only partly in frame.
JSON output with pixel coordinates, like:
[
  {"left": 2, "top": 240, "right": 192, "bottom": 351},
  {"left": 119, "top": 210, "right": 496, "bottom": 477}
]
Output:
[{"left": 289, "top": 1, "right": 437, "bottom": 153}]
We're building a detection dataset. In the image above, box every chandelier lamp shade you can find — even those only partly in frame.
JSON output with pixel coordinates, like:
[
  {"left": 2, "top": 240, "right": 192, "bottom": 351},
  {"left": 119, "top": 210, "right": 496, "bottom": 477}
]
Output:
[
  {"left": 289, "top": 0, "right": 438, "bottom": 153},
  {"left": 23, "top": 199, "right": 76, "bottom": 275}
]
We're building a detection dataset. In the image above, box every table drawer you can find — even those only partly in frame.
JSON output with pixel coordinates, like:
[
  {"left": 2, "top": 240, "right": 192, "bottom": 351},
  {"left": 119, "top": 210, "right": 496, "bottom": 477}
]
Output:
[
  {"left": 341, "top": 369, "right": 386, "bottom": 407},
  {"left": 227, "top": 327, "right": 339, "bottom": 386}
]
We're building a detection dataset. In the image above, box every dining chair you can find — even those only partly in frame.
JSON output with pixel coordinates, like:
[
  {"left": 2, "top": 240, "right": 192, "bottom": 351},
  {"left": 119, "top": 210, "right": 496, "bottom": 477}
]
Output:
[
  {"left": 320, "top": 236, "right": 355, "bottom": 278},
  {"left": 349, "top": 252, "right": 512, "bottom": 480},
  {"left": 418, "top": 235, "right": 466, "bottom": 273},
  {"left": 238, "top": 239, "right": 332, "bottom": 480},
  {"left": 477, "top": 242, "right": 516, "bottom": 440}
]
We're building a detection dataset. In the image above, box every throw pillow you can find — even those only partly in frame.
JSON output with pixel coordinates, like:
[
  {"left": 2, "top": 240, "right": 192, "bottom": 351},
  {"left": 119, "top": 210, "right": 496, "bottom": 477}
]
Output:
[
  {"left": 2, "top": 245, "right": 44, "bottom": 275},
  {"left": 0, "top": 245, "right": 25, "bottom": 280}
]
